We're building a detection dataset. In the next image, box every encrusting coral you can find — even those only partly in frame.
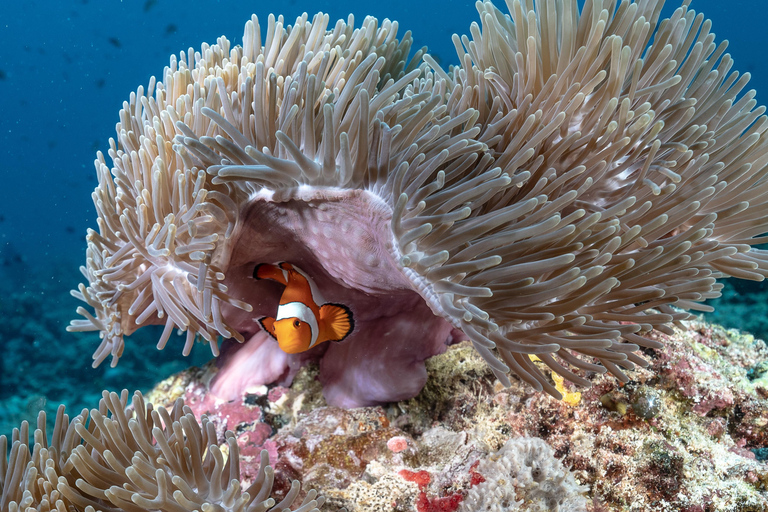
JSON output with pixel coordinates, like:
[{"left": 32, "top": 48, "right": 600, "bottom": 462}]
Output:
[
  {"left": 69, "top": 0, "right": 768, "bottom": 407},
  {"left": 0, "top": 390, "right": 324, "bottom": 512},
  {"left": 459, "top": 437, "right": 588, "bottom": 512}
]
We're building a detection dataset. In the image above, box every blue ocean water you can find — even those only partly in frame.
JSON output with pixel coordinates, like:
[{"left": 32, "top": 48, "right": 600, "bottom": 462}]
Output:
[{"left": 0, "top": 0, "right": 764, "bottom": 431}]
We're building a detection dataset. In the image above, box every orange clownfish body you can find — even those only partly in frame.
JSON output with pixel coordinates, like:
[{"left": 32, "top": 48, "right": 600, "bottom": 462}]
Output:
[{"left": 254, "top": 262, "right": 354, "bottom": 354}]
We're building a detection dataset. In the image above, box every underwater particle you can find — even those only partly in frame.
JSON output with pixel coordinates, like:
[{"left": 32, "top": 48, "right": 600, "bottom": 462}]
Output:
[
  {"left": 165, "top": 23, "right": 177, "bottom": 35},
  {"left": 107, "top": 37, "right": 121, "bottom": 48}
]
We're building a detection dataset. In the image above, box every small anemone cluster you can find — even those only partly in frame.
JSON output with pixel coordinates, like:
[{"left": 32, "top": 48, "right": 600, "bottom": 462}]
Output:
[{"left": 0, "top": 390, "right": 323, "bottom": 512}]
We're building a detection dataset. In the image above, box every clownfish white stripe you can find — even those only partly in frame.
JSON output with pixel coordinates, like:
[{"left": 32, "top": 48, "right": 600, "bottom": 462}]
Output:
[
  {"left": 276, "top": 301, "right": 319, "bottom": 347},
  {"left": 291, "top": 265, "right": 325, "bottom": 305}
]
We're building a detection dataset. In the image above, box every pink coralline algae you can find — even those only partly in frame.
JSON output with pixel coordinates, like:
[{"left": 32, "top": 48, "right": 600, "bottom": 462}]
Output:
[
  {"left": 665, "top": 347, "right": 736, "bottom": 416},
  {"left": 387, "top": 436, "right": 409, "bottom": 453}
]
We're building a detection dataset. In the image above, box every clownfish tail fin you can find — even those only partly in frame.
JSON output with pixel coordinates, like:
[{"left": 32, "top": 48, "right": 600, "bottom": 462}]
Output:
[
  {"left": 319, "top": 303, "right": 354, "bottom": 342},
  {"left": 258, "top": 317, "right": 277, "bottom": 340},
  {"left": 253, "top": 263, "right": 289, "bottom": 285}
]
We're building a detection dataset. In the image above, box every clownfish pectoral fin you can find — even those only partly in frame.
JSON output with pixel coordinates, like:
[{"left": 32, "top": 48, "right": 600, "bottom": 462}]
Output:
[
  {"left": 319, "top": 303, "right": 354, "bottom": 342},
  {"left": 253, "top": 263, "right": 289, "bottom": 285},
  {"left": 259, "top": 317, "right": 277, "bottom": 340}
]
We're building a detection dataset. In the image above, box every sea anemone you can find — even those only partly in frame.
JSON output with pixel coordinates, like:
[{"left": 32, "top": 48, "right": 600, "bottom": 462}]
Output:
[
  {"left": 0, "top": 390, "right": 323, "bottom": 512},
  {"left": 69, "top": 1, "right": 768, "bottom": 407}
]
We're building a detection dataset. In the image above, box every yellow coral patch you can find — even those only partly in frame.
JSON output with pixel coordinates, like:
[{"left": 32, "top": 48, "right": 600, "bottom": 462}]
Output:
[
  {"left": 553, "top": 372, "right": 582, "bottom": 407},
  {"left": 530, "top": 355, "right": 582, "bottom": 406}
]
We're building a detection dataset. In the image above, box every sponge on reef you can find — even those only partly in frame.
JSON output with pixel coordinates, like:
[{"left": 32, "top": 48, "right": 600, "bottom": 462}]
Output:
[{"left": 461, "top": 437, "right": 588, "bottom": 512}]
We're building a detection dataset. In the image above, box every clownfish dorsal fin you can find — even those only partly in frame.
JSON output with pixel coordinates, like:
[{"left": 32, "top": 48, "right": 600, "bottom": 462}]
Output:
[
  {"left": 259, "top": 317, "right": 277, "bottom": 340},
  {"left": 319, "top": 303, "right": 354, "bottom": 342},
  {"left": 253, "top": 263, "right": 289, "bottom": 285}
]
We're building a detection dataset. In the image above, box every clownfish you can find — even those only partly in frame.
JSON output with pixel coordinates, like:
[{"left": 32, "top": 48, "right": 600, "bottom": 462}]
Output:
[{"left": 254, "top": 262, "right": 354, "bottom": 354}]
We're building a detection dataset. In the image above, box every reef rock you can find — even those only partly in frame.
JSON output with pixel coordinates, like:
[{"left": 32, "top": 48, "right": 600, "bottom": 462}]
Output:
[{"left": 147, "top": 318, "right": 768, "bottom": 511}]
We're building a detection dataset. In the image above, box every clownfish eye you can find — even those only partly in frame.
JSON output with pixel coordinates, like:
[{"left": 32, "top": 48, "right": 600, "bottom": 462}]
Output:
[{"left": 293, "top": 319, "right": 300, "bottom": 328}]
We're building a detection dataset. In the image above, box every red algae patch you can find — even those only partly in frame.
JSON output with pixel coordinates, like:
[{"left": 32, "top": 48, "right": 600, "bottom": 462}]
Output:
[{"left": 399, "top": 469, "right": 431, "bottom": 488}]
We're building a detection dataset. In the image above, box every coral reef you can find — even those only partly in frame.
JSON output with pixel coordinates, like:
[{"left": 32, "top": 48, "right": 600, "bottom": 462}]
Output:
[
  {"left": 143, "top": 318, "right": 768, "bottom": 511},
  {"left": 0, "top": 390, "right": 323, "bottom": 512},
  {"left": 459, "top": 437, "right": 588, "bottom": 511},
  {"left": 8, "top": 2, "right": 768, "bottom": 511},
  {"left": 69, "top": 0, "right": 768, "bottom": 409}
]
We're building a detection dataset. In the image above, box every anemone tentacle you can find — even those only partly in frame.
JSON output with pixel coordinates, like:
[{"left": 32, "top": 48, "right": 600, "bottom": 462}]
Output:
[{"left": 69, "top": 1, "right": 768, "bottom": 405}]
